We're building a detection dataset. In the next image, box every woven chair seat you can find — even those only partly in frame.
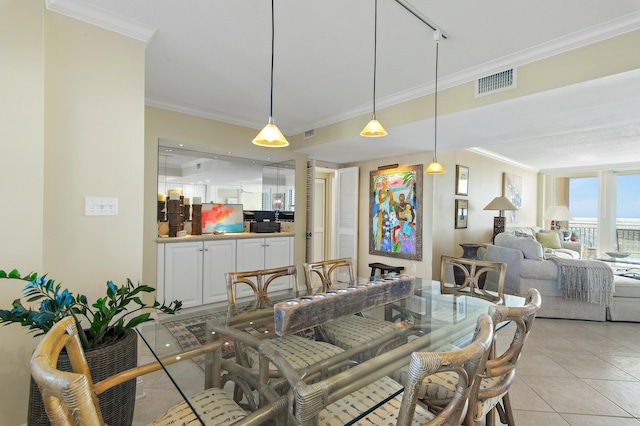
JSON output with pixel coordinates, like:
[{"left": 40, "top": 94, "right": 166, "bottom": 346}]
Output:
[
  {"left": 245, "top": 335, "right": 344, "bottom": 371},
  {"left": 151, "top": 387, "right": 247, "bottom": 426},
  {"left": 318, "top": 375, "right": 435, "bottom": 425}
]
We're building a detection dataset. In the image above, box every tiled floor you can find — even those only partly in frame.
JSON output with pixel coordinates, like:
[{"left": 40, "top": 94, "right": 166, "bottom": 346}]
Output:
[{"left": 132, "top": 317, "right": 640, "bottom": 425}]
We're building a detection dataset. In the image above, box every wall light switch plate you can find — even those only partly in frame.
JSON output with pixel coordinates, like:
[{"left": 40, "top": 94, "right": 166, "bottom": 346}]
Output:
[{"left": 85, "top": 197, "right": 118, "bottom": 216}]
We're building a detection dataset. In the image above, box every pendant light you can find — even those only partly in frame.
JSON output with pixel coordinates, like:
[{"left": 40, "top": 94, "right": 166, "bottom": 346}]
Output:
[
  {"left": 361, "top": 0, "right": 387, "bottom": 137},
  {"left": 425, "top": 30, "right": 446, "bottom": 174},
  {"left": 253, "top": 0, "right": 289, "bottom": 147}
]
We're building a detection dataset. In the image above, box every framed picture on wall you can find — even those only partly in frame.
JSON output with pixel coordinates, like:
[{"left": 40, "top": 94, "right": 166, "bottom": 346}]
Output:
[
  {"left": 455, "top": 199, "right": 468, "bottom": 229},
  {"left": 503, "top": 173, "right": 522, "bottom": 223},
  {"left": 455, "top": 165, "right": 469, "bottom": 196},
  {"left": 369, "top": 164, "right": 423, "bottom": 261}
]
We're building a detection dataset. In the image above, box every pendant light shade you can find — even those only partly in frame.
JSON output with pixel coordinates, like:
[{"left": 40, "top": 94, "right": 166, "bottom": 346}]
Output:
[
  {"left": 361, "top": 0, "right": 387, "bottom": 137},
  {"left": 253, "top": 0, "right": 288, "bottom": 148},
  {"left": 361, "top": 116, "right": 387, "bottom": 137},
  {"left": 425, "top": 30, "right": 445, "bottom": 174}
]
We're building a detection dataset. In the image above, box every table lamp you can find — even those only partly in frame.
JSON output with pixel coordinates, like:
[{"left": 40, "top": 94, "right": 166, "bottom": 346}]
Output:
[
  {"left": 543, "top": 205, "right": 572, "bottom": 230},
  {"left": 484, "top": 196, "right": 518, "bottom": 242}
]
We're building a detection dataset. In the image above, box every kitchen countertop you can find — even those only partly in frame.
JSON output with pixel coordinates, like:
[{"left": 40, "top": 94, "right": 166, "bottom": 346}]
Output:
[{"left": 156, "top": 231, "right": 294, "bottom": 244}]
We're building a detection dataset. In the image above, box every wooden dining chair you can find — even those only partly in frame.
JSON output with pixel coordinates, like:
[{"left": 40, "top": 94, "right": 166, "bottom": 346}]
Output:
[
  {"left": 303, "top": 258, "right": 406, "bottom": 362},
  {"left": 225, "top": 265, "right": 345, "bottom": 374},
  {"left": 440, "top": 255, "right": 507, "bottom": 301},
  {"left": 297, "top": 313, "right": 495, "bottom": 425},
  {"left": 30, "top": 316, "right": 286, "bottom": 426},
  {"left": 420, "top": 288, "right": 542, "bottom": 426}
]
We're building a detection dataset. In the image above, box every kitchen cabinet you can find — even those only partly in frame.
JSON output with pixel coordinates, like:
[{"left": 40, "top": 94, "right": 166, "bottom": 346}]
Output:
[
  {"left": 158, "top": 234, "right": 293, "bottom": 308},
  {"left": 162, "top": 240, "right": 236, "bottom": 308},
  {"left": 235, "top": 236, "right": 293, "bottom": 299}
]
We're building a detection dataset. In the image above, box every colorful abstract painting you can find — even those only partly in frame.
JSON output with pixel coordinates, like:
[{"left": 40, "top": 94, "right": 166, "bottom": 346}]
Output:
[
  {"left": 369, "top": 165, "right": 423, "bottom": 261},
  {"left": 202, "top": 204, "right": 244, "bottom": 233}
]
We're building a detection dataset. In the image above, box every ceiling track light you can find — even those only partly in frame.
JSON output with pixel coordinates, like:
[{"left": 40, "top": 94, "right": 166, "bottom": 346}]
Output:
[
  {"left": 425, "top": 30, "right": 446, "bottom": 174},
  {"left": 361, "top": 0, "right": 387, "bottom": 137},
  {"left": 253, "top": 0, "right": 289, "bottom": 148}
]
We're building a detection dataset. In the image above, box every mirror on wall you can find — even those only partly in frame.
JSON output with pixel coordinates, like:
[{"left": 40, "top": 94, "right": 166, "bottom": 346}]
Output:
[{"left": 158, "top": 143, "right": 295, "bottom": 212}]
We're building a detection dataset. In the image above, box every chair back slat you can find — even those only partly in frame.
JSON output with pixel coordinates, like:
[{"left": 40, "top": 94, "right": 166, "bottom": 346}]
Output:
[
  {"left": 440, "top": 255, "right": 507, "bottom": 301},
  {"left": 226, "top": 265, "right": 299, "bottom": 309},
  {"left": 303, "top": 257, "right": 355, "bottom": 292}
]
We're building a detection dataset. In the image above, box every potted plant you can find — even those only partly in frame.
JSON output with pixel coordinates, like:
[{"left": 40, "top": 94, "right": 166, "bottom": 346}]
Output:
[{"left": 0, "top": 268, "right": 182, "bottom": 426}]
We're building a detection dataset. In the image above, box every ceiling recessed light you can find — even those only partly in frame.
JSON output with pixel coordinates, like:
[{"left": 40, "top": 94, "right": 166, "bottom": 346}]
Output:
[
  {"left": 205, "top": 179, "right": 210, "bottom": 182},
  {"left": 178, "top": 143, "right": 184, "bottom": 147},
  {"left": 227, "top": 151, "right": 232, "bottom": 154},
  {"left": 267, "top": 157, "right": 272, "bottom": 160}
]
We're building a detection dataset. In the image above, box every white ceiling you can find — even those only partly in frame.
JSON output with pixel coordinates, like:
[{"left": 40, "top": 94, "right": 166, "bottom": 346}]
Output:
[{"left": 48, "top": 0, "right": 640, "bottom": 172}]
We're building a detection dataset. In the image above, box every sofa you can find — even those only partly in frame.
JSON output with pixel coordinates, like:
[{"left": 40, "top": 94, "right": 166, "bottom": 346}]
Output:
[{"left": 479, "top": 233, "right": 612, "bottom": 321}]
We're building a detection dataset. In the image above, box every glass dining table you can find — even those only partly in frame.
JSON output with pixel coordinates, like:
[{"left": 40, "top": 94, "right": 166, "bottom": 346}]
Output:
[{"left": 136, "top": 277, "right": 525, "bottom": 425}]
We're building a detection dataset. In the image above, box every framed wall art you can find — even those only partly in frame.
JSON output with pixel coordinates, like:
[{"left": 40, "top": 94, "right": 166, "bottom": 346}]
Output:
[
  {"left": 455, "top": 199, "right": 468, "bottom": 229},
  {"left": 503, "top": 173, "right": 522, "bottom": 223},
  {"left": 369, "top": 164, "right": 423, "bottom": 261},
  {"left": 455, "top": 165, "right": 469, "bottom": 196}
]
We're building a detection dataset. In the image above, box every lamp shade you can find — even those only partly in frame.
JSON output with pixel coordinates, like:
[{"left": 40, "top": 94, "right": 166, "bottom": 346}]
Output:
[
  {"left": 425, "top": 160, "right": 446, "bottom": 174},
  {"left": 360, "top": 117, "right": 387, "bottom": 137},
  {"left": 483, "top": 196, "right": 518, "bottom": 212},
  {"left": 252, "top": 118, "right": 289, "bottom": 147},
  {"left": 543, "top": 205, "right": 572, "bottom": 221}
]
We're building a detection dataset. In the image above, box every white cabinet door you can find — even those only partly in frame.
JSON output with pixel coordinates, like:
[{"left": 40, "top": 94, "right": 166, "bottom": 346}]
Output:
[
  {"left": 264, "top": 236, "right": 293, "bottom": 292},
  {"left": 235, "top": 238, "right": 266, "bottom": 299},
  {"left": 202, "top": 239, "right": 236, "bottom": 305},
  {"left": 164, "top": 242, "right": 203, "bottom": 309}
]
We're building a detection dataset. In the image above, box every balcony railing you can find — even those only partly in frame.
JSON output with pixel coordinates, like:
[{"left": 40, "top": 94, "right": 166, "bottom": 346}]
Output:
[{"left": 569, "top": 219, "right": 640, "bottom": 254}]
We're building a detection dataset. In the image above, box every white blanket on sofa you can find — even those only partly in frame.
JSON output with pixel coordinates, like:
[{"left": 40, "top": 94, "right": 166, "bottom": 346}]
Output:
[{"left": 550, "top": 258, "right": 614, "bottom": 305}]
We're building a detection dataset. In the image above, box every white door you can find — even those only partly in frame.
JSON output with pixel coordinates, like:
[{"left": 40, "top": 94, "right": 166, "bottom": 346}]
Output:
[
  {"left": 164, "top": 241, "right": 203, "bottom": 308},
  {"left": 264, "top": 236, "right": 293, "bottom": 292},
  {"left": 336, "top": 167, "right": 359, "bottom": 279},
  {"left": 313, "top": 178, "right": 326, "bottom": 262},
  {"left": 202, "top": 239, "right": 237, "bottom": 305}
]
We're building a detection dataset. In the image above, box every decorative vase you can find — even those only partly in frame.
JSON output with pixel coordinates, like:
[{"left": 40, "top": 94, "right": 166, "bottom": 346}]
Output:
[{"left": 28, "top": 329, "right": 138, "bottom": 426}]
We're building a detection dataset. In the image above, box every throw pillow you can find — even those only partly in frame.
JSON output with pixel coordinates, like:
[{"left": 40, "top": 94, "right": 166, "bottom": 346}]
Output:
[
  {"left": 515, "top": 231, "right": 534, "bottom": 239},
  {"left": 536, "top": 232, "right": 562, "bottom": 249}
]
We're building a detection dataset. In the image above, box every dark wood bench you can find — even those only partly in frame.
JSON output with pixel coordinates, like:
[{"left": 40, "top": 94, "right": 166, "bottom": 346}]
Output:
[{"left": 368, "top": 262, "right": 404, "bottom": 279}]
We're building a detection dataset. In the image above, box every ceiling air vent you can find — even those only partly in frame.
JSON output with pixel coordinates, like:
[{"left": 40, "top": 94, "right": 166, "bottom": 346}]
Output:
[
  {"left": 196, "top": 163, "right": 201, "bottom": 169},
  {"left": 475, "top": 68, "right": 516, "bottom": 97},
  {"left": 304, "top": 129, "right": 316, "bottom": 139}
]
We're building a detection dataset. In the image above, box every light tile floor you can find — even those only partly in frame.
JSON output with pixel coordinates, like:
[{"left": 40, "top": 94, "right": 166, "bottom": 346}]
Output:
[{"left": 132, "top": 318, "right": 640, "bottom": 425}]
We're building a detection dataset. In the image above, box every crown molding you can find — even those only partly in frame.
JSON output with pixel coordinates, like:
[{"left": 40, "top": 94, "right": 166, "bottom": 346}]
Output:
[
  {"left": 298, "top": 11, "right": 640, "bottom": 135},
  {"left": 45, "top": 0, "right": 156, "bottom": 44},
  {"left": 468, "top": 147, "right": 538, "bottom": 172}
]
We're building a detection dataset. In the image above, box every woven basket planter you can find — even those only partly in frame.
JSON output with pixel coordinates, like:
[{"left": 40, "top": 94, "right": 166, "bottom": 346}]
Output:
[{"left": 28, "top": 328, "right": 138, "bottom": 426}]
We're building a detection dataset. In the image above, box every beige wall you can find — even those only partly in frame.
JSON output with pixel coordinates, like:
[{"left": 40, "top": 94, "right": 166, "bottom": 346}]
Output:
[
  {"left": 349, "top": 149, "right": 537, "bottom": 281},
  {"left": 0, "top": 3, "right": 146, "bottom": 423},
  {"left": 0, "top": 1, "right": 45, "bottom": 423}
]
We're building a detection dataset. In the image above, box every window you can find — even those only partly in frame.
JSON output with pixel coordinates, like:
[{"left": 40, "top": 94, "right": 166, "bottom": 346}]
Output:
[
  {"left": 616, "top": 173, "right": 640, "bottom": 253},
  {"left": 568, "top": 177, "right": 598, "bottom": 248}
]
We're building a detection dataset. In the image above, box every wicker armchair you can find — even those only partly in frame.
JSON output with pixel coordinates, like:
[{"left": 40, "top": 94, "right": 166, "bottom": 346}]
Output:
[
  {"left": 225, "top": 265, "right": 344, "bottom": 374},
  {"left": 440, "top": 255, "right": 507, "bottom": 302},
  {"left": 421, "top": 288, "right": 542, "bottom": 426},
  {"left": 303, "top": 258, "right": 407, "bottom": 362},
  {"left": 30, "top": 317, "right": 286, "bottom": 426}
]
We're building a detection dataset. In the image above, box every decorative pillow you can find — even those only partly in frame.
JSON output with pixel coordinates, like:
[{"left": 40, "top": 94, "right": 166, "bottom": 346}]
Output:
[
  {"left": 494, "top": 233, "right": 544, "bottom": 260},
  {"left": 536, "top": 232, "right": 562, "bottom": 249},
  {"left": 515, "top": 231, "right": 534, "bottom": 239}
]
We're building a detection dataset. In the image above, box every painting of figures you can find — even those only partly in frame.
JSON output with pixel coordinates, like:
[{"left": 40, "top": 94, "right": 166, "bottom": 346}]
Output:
[{"left": 369, "top": 164, "right": 423, "bottom": 261}]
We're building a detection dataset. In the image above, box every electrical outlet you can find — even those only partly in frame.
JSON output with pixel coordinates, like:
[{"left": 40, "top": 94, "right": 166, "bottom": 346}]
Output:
[{"left": 411, "top": 264, "right": 417, "bottom": 272}]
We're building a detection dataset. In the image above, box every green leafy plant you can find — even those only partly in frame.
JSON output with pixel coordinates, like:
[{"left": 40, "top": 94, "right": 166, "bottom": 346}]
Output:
[{"left": 0, "top": 268, "right": 182, "bottom": 349}]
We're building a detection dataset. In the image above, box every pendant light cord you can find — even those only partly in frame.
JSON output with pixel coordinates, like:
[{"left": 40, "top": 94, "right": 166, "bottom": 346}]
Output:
[
  {"left": 270, "top": 0, "right": 275, "bottom": 118},
  {"left": 433, "top": 38, "right": 439, "bottom": 159},
  {"left": 372, "top": 0, "right": 378, "bottom": 116}
]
